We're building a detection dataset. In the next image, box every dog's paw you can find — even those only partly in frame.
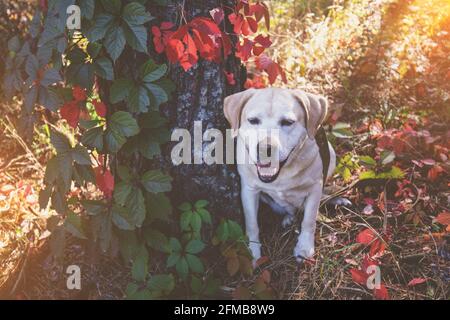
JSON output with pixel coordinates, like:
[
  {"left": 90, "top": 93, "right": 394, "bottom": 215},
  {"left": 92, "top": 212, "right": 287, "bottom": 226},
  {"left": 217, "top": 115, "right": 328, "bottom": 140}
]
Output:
[
  {"left": 249, "top": 242, "right": 262, "bottom": 266},
  {"left": 294, "top": 232, "right": 315, "bottom": 263},
  {"left": 281, "top": 214, "right": 294, "bottom": 228},
  {"left": 328, "top": 197, "right": 352, "bottom": 207}
]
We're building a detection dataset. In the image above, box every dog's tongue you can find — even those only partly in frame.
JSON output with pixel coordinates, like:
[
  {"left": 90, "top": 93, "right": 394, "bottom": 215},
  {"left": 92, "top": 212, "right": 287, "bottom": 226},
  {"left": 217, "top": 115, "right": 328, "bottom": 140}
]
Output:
[{"left": 256, "top": 161, "right": 271, "bottom": 168}]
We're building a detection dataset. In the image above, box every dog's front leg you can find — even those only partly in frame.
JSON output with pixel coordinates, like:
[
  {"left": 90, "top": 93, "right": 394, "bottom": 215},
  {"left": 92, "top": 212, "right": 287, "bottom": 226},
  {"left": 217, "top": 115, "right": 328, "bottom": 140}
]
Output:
[
  {"left": 241, "top": 184, "right": 261, "bottom": 262},
  {"left": 294, "top": 185, "right": 322, "bottom": 262}
]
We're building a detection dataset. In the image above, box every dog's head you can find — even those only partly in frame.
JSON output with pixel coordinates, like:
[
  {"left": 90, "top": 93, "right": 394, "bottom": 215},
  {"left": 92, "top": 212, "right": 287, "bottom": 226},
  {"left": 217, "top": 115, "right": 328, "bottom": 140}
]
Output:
[{"left": 224, "top": 88, "right": 328, "bottom": 183}]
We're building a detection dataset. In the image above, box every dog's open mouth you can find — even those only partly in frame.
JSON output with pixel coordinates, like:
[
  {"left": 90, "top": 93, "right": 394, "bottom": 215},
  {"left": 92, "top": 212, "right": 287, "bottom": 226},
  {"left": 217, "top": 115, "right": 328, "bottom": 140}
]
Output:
[{"left": 256, "top": 159, "right": 287, "bottom": 183}]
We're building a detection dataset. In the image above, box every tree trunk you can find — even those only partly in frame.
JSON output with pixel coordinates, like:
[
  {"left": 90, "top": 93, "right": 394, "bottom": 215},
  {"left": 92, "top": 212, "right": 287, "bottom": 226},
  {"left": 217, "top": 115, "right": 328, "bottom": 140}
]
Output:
[{"left": 156, "top": 0, "right": 246, "bottom": 222}]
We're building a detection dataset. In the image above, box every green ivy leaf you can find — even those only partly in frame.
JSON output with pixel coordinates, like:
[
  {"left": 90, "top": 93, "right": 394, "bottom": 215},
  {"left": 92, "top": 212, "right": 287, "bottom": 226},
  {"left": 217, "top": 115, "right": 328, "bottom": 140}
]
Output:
[
  {"left": 131, "top": 246, "right": 149, "bottom": 282},
  {"left": 64, "top": 211, "right": 87, "bottom": 239},
  {"left": 197, "top": 208, "right": 212, "bottom": 225},
  {"left": 185, "top": 254, "right": 204, "bottom": 274},
  {"left": 81, "top": 200, "right": 106, "bottom": 216},
  {"left": 144, "top": 82, "right": 168, "bottom": 107},
  {"left": 114, "top": 181, "right": 133, "bottom": 206},
  {"left": 101, "top": 0, "right": 122, "bottom": 14},
  {"left": 185, "top": 239, "right": 205, "bottom": 255},
  {"left": 81, "top": 126, "right": 104, "bottom": 151},
  {"left": 180, "top": 210, "right": 193, "bottom": 231},
  {"left": 112, "top": 205, "right": 135, "bottom": 230},
  {"left": 144, "top": 229, "right": 170, "bottom": 253},
  {"left": 141, "top": 170, "right": 172, "bottom": 193},
  {"left": 175, "top": 257, "right": 189, "bottom": 279},
  {"left": 141, "top": 60, "right": 167, "bottom": 83},
  {"left": 110, "top": 78, "right": 133, "bottom": 103},
  {"left": 95, "top": 57, "right": 114, "bottom": 80},
  {"left": 167, "top": 252, "right": 180, "bottom": 268},
  {"left": 72, "top": 144, "right": 91, "bottom": 165},
  {"left": 50, "top": 130, "right": 72, "bottom": 154},
  {"left": 169, "top": 237, "right": 182, "bottom": 252},
  {"left": 104, "top": 25, "right": 126, "bottom": 62},
  {"left": 147, "top": 274, "right": 175, "bottom": 298},
  {"left": 87, "top": 14, "right": 114, "bottom": 42},
  {"left": 122, "top": 2, "right": 154, "bottom": 25},
  {"left": 127, "top": 86, "right": 150, "bottom": 113}
]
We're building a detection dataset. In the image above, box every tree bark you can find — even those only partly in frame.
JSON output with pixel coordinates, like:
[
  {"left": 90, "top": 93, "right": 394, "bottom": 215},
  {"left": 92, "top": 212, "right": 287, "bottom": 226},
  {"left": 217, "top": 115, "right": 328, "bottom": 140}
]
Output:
[{"left": 156, "top": 0, "right": 246, "bottom": 222}]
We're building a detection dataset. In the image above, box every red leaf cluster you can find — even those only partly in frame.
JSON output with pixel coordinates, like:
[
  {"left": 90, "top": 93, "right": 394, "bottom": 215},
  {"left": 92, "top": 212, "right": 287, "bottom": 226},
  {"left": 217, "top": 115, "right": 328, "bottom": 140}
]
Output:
[
  {"left": 255, "top": 54, "right": 287, "bottom": 84},
  {"left": 155, "top": 17, "right": 231, "bottom": 71},
  {"left": 94, "top": 165, "right": 114, "bottom": 199},
  {"left": 60, "top": 86, "right": 107, "bottom": 128},
  {"left": 349, "top": 256, "right": 389, "bottom": 300}
]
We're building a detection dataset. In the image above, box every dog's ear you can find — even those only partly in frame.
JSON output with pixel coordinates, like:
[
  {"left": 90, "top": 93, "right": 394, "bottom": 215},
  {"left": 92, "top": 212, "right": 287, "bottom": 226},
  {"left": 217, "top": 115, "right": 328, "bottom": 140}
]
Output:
[
  {"left": 224, "top": 89, "right": 256, "bottom": 137},
  {"left": 293, "top": 90, "right": 328, "bottom": 139}
]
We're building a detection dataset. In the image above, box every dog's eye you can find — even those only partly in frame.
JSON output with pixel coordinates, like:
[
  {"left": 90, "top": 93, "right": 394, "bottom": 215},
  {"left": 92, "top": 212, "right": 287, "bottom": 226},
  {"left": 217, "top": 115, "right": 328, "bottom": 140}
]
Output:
[
  {"left": 248, "top": 117, "right": 261, "bottom": 125},
  {"left": 280, "top": 119, "right": 295, "bottom": 127}
]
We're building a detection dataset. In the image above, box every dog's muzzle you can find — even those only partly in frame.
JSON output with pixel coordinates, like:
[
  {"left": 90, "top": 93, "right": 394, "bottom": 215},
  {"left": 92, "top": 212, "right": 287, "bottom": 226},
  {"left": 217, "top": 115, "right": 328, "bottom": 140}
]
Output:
[{"left": 255, "top": 143, "right": 288, "bottom": 183}]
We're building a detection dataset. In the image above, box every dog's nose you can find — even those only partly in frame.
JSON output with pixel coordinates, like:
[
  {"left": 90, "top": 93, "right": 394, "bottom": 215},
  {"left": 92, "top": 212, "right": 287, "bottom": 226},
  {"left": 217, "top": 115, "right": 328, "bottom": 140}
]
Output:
[{"left": 257, "top": 143, "right": 274, "bottom": 163}]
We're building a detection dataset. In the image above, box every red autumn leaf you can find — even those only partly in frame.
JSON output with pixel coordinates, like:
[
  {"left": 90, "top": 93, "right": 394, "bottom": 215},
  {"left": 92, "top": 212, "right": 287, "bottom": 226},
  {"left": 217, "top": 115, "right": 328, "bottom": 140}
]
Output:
[
  {"left": 93, "top": 100, "right": 107, "bottom": 118},
  {"left": 224, "top": 71, "right": 236, "bottom": 85},
  {"left": 434, "top": 211, "right": 450, "bottom": 229},
  {"left": 369, "top": 239, "right": 386, "bottom": 257},
  {"left": 72, "top": 86, "right": 87, "bottom": 102},
  {"left": 152, "top": 22, "right": 175, "bottom": 54},
  {"left": 236, "top": 38, "right": 254, "bottom": 61},
  {"left": 94, "top": 167, "right": 114, "bottom": 199},
  {"left": 60, "top": 101, "right": 81, "bottom": 129},
  {"left": 350, "top": 268, "right": 368, "bottom": 285},
  {"left": 210, "top": 7, "right": 225, "bottom": 25},
  {"left": 356, "top": 228, "right": 376, "bottom": 245},
  {"left": 250, "top": 2, "right": 270, "bottom": 30},
  {"left": 408, "top": 278, "right": 427, "bottom": 286},
  {"left": 427, "top": 165, "right": 444, "bottom": 181},
  {"left": 255, "top": 54, "right": 287, "bottom": 84},
  {"left": 245, "top": 74, "right": 266, "bottom": 89},
  {"left": 374, "top": 284, "right": 389, "bottom": 300}
]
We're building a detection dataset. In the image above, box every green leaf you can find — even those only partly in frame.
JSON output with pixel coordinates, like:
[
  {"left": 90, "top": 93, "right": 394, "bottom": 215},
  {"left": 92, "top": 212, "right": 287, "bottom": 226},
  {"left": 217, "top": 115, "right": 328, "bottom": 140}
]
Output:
[
  {"left": 144, "top": 229, "right": 170, "bottom": 253},
  {"left": 131, "top": 246, "right": 149, "bottom": 282},
  {"left": 145, "top": 193, "right": 172, "bottom": 222},
  {"left": 176, "top": 257, "right": 189, "bottom": 278},
  {"left": 147, "top": 274, "right": 175, "bottom": 297},
  {"left": 178, "top": 202, "right": 192, "bottom": 211},
  {"left": 41, "top": 68, "right": 61, "bottom": 87},
  {"left": 191, "top": 213, "right": 202, "bottom": 233},
  {"left": 50, "top": 130, "right": 72, "bottom": 154},
  {"left": 79, "top": 0, "right": 95, "bottom": 19},
  {"left": 359, "top": 170, "right": 377, "bottom": 180},
  {"left": 359, "top": 155, "right": 376, "bottom": 167},
  {"left": 110, "top": 78, "right": 133, "bottom": 103},
  {"left": 180, "top": 211, "right": 193, "bottom": 231},
  {"left": 125, "top": 188, "right": 146, "bottom": 227},
  {"left": 112, "top": 205, "right": 135, "bottom": 230},
  {"left": 104, "top": 25, "right": 126, "bottom": 62},
  {"left": 64, "top": 211, "right": 87, "bottom": 239},
  {"left": 123, "top": 23, "right": 148, "bottom": 53},
  {"left": 114, "top": 181, "right": 132, "bottom": 206},
  {"left": 95, "top": 57, "right": 114, "bottom": 80},
  {"left": 186, "top": 254, "right": 204, "bottom": 274},
  {"left": 169, "top": 237, "right": 182, "bottom": 252},
  {"left": 127, "top": 86, "right": 150, "bottom": 113},
  {"left": 87, "top": 14, "right": 114, "bottom": 42},
  {"left": 185, "top": 239, "right": 205, "bottom": 254},
  {"left": 109, "top": 111, "right": 140, "bottom": 137},
  {"left": 167, "top": 252, "right": 180, "bottom": 268},
  {"left": 81, "top": 126, "right": 104, "bottom": 150},
  {"left": 44, "top": 157, "right": 60, "bottom": 185},
  {"left": 141, "top": 61, "right": 167, "bottom": 83},
  {"left": 216, "top": 220, "right": 229, "bottom": 242},
  {"left": 117, "top": 165, "right": 132, "bottom": 182},
  {"left": 123, "top": 2, "right": 154, "bottom": 25},
  {"left": 81, "top": 200, "right": 106, "bottom": 216},
  {"left": 141, "top": 170, "right": 172, "bottom": 193},
  {"left": 72, "top": 144, "right": 91, "bottom": 165},
  {"left": 105, "top": 127, "right": 127, "bottom": 153},
  {"left": 197, "top": 208, "right": 212, "bottom": 225},
  {"left": 101, "top": 0, "right": 122, "bottom": 14},
  {"left": 195, "top": 200, "right": 208, "bottom": 209},
  {"left": 228, "top": 220, "right": 244, "bottom": 240},
  {"left": 144, "top": 83, "right": 168, "bottom": 107},
  {"left": 39, "top": 187, "right": 52, "bottom": 209}
]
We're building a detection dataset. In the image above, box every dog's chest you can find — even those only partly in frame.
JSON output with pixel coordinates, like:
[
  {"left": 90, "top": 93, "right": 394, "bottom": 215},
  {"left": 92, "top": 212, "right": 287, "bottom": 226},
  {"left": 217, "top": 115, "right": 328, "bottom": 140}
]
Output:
[{"left": 261, "top": 186, "right": 310, "bottom": 209}]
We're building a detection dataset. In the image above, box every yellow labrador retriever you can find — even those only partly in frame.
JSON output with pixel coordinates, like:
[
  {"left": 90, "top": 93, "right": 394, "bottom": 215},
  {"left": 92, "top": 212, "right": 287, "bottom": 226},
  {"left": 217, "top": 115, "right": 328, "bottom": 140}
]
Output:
[{"left": 224, "top": 88, "right": 337, "bottom": 263}]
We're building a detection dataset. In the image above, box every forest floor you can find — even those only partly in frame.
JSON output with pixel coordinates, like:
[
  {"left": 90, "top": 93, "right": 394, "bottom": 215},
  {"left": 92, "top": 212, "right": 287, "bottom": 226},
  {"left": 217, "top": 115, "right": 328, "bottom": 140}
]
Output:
[{"left": 0, "top": 94, "right": 448, "bottom": 300}]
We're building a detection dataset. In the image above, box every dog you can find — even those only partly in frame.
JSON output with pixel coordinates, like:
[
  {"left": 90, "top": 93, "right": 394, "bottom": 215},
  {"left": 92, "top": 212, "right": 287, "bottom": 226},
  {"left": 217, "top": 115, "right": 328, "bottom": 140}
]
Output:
[{"left": 224, "top": 88, "right": 341, "bottom": 263}]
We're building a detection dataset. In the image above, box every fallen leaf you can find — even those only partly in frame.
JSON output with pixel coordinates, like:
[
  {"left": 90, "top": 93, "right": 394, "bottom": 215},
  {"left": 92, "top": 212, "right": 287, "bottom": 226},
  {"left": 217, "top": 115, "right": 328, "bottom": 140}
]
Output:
[{"left": 408, "top": 278, "right": 427, "bottom": 286}]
